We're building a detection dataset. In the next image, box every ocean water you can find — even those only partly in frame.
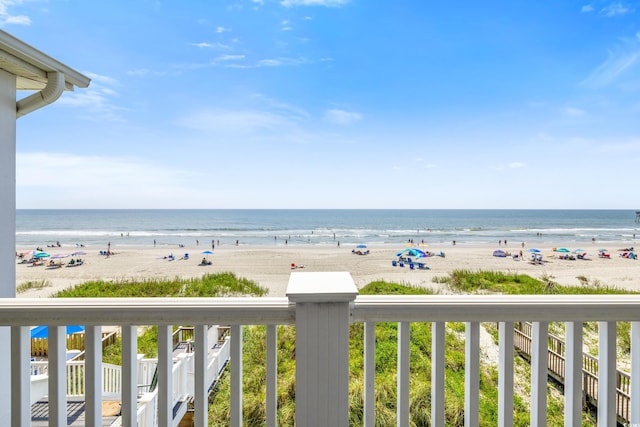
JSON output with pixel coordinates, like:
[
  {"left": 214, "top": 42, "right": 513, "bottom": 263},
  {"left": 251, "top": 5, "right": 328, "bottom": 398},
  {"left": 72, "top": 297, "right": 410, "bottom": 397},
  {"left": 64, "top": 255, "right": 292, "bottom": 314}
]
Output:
[{"left": 14, "top": 209, "right": 640, "bottom": 249}]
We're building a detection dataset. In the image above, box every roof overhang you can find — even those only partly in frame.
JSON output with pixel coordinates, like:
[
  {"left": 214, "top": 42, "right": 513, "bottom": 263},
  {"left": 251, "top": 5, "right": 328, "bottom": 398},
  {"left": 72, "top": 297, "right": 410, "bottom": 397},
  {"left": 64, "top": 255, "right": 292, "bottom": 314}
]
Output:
[{"left": 0, "top": 29, "right": 90, "bottom": 91}]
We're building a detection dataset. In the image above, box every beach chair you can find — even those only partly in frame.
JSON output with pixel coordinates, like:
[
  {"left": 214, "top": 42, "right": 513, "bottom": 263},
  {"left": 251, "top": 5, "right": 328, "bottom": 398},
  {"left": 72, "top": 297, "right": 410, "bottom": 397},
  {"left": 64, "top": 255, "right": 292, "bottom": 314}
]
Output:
[
  {"left": 409, "top": 263, "right": 415, "bottom": 270},
  {"left": 392, "top": 260, "right": 397, "bottom": 267},
  {"left": 399, "top": 262, "right": 404, "bottom": 267}
]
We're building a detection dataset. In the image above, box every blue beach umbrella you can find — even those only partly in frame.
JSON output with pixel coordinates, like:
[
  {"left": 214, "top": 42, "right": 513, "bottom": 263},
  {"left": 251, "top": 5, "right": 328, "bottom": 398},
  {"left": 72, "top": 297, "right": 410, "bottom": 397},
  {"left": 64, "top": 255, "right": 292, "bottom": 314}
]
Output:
[
  {"left": 528, "top": 248, "right": 541, "bottom": 253},
  {"left": 33, "top": 252, "right": 50, "bottom": 258},
  {"left": 356, "top": 244, "right": 367, "bottom": 249},
  {"left": 201, "top": 250, "right": 214, "bottom": 255},
  {"left": 555, "top": 248, "right": 570, "bottom": 253},
  {"left": 396, "top": 248, "right": 427, "bottom": 258},
  {"left": 30, "top": 325, "right": 85, "bottom": 339}
]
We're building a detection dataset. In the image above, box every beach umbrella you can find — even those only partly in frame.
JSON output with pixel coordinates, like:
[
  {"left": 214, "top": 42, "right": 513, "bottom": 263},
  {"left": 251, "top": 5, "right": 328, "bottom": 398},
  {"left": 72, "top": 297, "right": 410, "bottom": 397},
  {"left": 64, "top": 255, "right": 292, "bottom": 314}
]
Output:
[
  {"left": 51, "top": 254, "right": 68, "bottom": 259},
  {"left": 555, "top": 248, "right": 570, "bottom": 253},
  {"left": 71, "top": 251, "right": 87, "bottom": 256},
  {"left": 396, "top": 248, "right": 426, "bottom": 258},
  {"left": 598, "top": 248, "right": 609, "bottom": 253},
  {"left": 573, "top": 249, "right": 586, "bottom": 254},
  {"left": 33, "top": 252, "right": 50, "bottom": 258},
  {"left": 528, "top": 248, "right": 541, "bottom": 253},
  {"left": 30, "top": 325, "right": 85, "bottom": 339},
  {"left": 356, "top": 244, "right": 367, "bottom": 249},
  {"left": 201, "top": 250, "right": 214, "bottom": 255}
]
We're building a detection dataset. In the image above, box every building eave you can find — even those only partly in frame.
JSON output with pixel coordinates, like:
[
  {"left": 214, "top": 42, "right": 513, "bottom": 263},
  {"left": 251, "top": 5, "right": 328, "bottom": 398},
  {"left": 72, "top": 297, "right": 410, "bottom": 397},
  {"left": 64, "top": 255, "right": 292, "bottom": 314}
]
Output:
[{"left": 0, "top": 29, "right": 90, "bottom": 91}]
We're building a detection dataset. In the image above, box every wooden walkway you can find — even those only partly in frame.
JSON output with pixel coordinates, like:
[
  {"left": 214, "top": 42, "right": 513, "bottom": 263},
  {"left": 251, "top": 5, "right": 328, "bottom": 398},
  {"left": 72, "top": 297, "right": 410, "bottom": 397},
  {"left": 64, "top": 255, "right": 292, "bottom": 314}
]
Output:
[
  {"left": 513, "top": 321, "right": 630, "bottom": 425},
  {"left": 31, "top": 398, "right": 119, "bottom": 426}
]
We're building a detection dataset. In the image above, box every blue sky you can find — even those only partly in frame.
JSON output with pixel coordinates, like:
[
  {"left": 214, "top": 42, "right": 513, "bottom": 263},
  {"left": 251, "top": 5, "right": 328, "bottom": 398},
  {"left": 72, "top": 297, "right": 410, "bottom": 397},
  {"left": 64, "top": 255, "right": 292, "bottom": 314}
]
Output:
[{"left": 3, "top": 0, "right": 640, "bottom": 209}]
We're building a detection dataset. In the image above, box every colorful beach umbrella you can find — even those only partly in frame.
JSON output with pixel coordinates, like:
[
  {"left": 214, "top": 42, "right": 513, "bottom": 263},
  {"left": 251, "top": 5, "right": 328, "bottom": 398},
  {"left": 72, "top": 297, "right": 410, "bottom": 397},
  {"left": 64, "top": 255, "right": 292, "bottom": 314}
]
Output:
[
  {"left": 30, "top": 325, "right": 85, "bottom": 339},
  {"left": 33, "top": 252, "right": 50, "bottom": 258},
  {"left": 51, "top": 254, "right": 68, "bottom": 259},
  {"left": 71, "top": 251, "right": 87, "bottom": 256},
  {"left": 555, "top": 248, "right": 570, "bottom": 253}
]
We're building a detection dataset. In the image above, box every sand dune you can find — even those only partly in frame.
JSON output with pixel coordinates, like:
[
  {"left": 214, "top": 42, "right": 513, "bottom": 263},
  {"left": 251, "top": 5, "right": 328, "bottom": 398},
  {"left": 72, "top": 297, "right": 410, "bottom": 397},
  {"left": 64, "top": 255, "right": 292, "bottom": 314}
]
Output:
[{"left": 15, "top": 242, "right": 640, "bottom": 298}]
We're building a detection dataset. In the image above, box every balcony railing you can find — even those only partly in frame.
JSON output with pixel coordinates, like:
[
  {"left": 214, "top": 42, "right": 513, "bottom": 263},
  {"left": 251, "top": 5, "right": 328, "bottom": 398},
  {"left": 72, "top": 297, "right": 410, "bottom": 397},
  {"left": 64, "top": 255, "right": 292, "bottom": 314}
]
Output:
[{"left": 2, "top": 271, "right": 640, "bottom": 426}]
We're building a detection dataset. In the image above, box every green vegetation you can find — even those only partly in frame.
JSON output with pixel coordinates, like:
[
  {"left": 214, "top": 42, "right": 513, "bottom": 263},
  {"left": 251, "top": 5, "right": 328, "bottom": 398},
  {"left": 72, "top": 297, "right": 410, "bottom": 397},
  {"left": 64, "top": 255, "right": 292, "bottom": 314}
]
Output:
[
  {"left": 54, "top": 273, "right": 267, "bottom": 364},
  {"left": 16, "top": 279, "right": 50, "bottom": 294},
  {"left": 56, "top": 270, "right": 628, "bottom": 425},
  {"left": 436, "top": 269, "right": 637, "bottom": 356},
  {"left": 433, "top": 269, "right": 630, "bottom": 295},
  {"left": 53, "top": 272, "right": 267, "bottom": 298}
]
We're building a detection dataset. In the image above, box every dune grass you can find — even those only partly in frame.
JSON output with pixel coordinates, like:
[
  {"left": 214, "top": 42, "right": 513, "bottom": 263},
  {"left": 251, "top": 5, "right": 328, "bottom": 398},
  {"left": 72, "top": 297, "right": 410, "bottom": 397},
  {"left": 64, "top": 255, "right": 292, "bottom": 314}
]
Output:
[
  {"left": 16, "top": 279, "right": 50, "bottom": 294},
  {"left": 53, "top": 271, "right": 613, "bottom": 425}
]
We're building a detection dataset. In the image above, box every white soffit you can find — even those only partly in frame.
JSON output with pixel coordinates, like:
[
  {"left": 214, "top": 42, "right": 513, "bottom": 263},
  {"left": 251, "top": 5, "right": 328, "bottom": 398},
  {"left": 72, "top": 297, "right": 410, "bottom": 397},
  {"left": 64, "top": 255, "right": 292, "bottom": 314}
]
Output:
[{"left": 0, "top": 29, "right": 90, "bottom": 91}]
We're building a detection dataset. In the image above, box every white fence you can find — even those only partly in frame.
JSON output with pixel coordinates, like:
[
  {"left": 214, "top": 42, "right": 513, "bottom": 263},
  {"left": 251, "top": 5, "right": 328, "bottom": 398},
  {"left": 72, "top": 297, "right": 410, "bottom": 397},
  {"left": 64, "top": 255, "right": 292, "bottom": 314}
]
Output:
[{"left": 2, "top": 272, "right": 640, "bottom": 426}]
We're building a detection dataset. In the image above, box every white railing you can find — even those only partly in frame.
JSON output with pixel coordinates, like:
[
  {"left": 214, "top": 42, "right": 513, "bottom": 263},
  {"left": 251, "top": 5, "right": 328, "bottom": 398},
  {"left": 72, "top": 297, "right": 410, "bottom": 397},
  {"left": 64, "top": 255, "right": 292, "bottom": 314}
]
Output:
[
  {"left": 3, "top": 271, "right": 640, "bottom": 427},
  {"left": 29, "top": 330, "right": 229, "bottom": 426}
]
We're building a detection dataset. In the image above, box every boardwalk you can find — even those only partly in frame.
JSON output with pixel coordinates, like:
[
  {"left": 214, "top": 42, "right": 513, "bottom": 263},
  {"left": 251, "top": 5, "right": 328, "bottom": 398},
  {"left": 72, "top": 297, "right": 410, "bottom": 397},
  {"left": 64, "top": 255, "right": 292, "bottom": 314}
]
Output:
[
  {"left": 31, "top": 398, "right": 119, "bottom": 426},
  {"left": 29, "top": 325, "right": 226, "bottom": 426}
]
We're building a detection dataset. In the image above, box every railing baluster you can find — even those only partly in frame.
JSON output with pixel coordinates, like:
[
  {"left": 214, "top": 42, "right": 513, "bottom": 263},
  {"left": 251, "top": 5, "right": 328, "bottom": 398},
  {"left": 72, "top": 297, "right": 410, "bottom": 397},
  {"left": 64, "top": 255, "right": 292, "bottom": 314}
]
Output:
[
  {"left": 530, "top": 321, "right": 548, "bottom": 427},
  {"left": 432, "top": 322, "right": 445, "bottom": 426},
  {"left": 564, "top": 321, "right": 583, "bottom": 427},
  {"left": 10, "top": 326, "right": 30, "bottom": 427},
  {"left": 465, "top": 321, "right": 479, "bottom": 427},
  {"left": 266, "top": 324, "right": 277, "bottom": 427},
  {"left": 498, "top": 321, "right": 513, "bottom": 427},
  {"left": 49, "top": 325, "right": 66, "bottom": 427},
  {"left": 157, "top": 324, "right": 172, "bottom": 427},
  {"left": 364, "top": 321, "right": 376, "bottom": 427},
  {"left": 397, "top": 321, "right": 410, "bottom": 427},
  {"left": 85, "top": 325, "right": 102, "bottom": 427},
  {"left": 194, "top": 324, "right": 208, "bottom": 427},
  {"left": 598, "top": 321, "right": 616, "bottom": 427},
  {"left": 230, "top": 324, "right": 243, "bottom": 427},
  {"left": 122, "top": 325, "right": 138, "bottom": 427},
  {"left": 632, "top": 321, "right": 640, "bottom": 424}
]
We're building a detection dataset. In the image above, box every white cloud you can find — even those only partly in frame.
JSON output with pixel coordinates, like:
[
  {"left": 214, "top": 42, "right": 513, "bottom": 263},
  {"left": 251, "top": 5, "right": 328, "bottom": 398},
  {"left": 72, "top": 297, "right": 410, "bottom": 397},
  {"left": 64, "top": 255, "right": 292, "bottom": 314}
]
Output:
[
  {"left": 581, "top": 41, "right": 640, "bottom": 87},
  {"left": 17, "top": 152, "right": 203, "bottom": 208},
  {"left": 508, "top": 162, "right": 526, "bottom": 168},
  {"left": 581, "top": 4, "right": 594, "bottom": 12},
  {"left": 55, "top": 72, "right": 124, "bottom": 121},
  {"left": 281, "top": 20, "right": 292, "bottom": 31},
  {"left": 565, "top": 106, "right": 586, "bottom": 116},
  {"left": 257, "top": 59, "right": 282, "bottom": 67},
  {"left": 216, "top": 26, "right": 230, "bottom": 33},
  {"left": 217, "top": 54, "right": 246, "bottom": 61},
  {"left": 177, "top": 109, "right": 297, "bottom": 134},
  {"left": 601, "top": 2, "right": 630, "bottom": 16},
  {"left": 281, "top": 0, "right": 350, "bottom": 7},
  {"left": 191, "top": 42, "right": 214, "bottom": 48},
  {"left": 323, "top": 109, "right": 363, "bottom": 125},
  {"left": 3, "top": 14, "right": 29, "bottom": 24},
  {"left": 0, "top": 0, "right": 31, "bottom": 26}
]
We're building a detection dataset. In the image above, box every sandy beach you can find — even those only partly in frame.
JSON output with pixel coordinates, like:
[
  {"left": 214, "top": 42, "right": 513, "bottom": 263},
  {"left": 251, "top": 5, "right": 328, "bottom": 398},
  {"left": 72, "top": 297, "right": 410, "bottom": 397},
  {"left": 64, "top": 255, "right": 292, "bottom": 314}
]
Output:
[{"left": 15, "top": 241, "right": 640, "bottom": 298}]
